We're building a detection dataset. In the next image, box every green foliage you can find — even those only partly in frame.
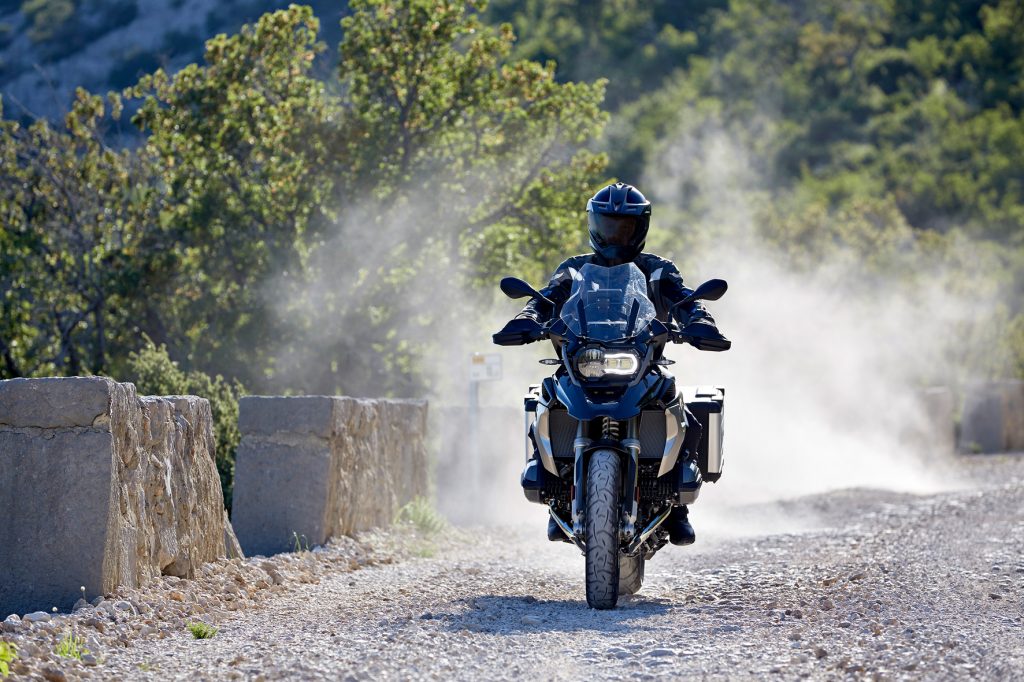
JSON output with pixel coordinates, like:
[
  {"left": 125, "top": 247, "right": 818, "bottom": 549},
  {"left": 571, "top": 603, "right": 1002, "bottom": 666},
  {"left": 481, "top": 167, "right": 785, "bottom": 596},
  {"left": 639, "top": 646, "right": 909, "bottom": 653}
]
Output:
[
  {"left": 21, "top": 0, "right": 75, "bottom": 43},
  {"left": 0, "top": 89, "right": 158, "bottom": 380},
  {"left": 4, "top": 0, "right": 1024, "bottom": 416},
  {"left": 605, "top": 0, "right": 1024, "bottom": 241},
  {"left": 124, "top": 340, "right": 244, "bottom": 511},
  {"left": 394, "top": 496, "right": 447, "bottom": 535},
  {"left": 126, "top": 5, "right": 339, "bottom": 385},
  {"left": 55, "top": 630, "right": 88, "bottom": 660},
  {"left": 291, "top": 532, "right": 311, "bottom": 553},
  {"left": 186, "top": 622, "right": 217, "bottom": 639},
  {"left": 0, "top": 641, "right": 16, "bottom": 678}
]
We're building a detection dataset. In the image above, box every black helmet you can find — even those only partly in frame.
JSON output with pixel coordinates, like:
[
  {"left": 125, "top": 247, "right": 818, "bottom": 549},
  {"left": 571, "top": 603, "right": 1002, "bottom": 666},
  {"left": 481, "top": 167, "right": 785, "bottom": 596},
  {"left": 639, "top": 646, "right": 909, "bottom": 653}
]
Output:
[{"left": 586, "top": 182, "right": 651, "bottom": 262}]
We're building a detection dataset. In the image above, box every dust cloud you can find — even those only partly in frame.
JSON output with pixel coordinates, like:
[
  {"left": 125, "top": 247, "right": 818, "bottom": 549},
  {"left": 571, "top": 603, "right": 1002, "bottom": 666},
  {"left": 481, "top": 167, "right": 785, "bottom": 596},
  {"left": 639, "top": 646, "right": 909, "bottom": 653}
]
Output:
[
  {"left": 645, "top": 118, "right": 994, "bottom": 535},
  {"left": 268, "top": 113, "right": 998, "bottom": 537}
]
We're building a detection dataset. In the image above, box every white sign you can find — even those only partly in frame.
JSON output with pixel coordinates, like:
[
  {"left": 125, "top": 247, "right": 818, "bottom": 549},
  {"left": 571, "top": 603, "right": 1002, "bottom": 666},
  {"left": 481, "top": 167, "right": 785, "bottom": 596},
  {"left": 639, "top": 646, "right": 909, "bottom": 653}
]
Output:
[{"left": 469, "top": 353, "right": 502, "bottom": 382}]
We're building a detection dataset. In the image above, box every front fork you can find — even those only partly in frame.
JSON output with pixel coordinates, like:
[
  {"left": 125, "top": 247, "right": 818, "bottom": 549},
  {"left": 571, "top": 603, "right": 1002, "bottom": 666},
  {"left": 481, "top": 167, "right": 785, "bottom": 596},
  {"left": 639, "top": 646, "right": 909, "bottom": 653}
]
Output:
[{"left": 570, "top": 417, "right": 641, "bottom": 542}]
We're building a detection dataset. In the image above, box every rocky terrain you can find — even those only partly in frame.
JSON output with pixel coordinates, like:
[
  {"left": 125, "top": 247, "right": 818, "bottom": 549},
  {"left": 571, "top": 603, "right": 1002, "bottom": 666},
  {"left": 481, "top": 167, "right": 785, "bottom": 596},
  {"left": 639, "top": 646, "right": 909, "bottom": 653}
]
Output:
[
  {"left": 0, "top": 0, "right": 345, "bottom": 122},
  {"left": 2, "top": 453, "right": 1022, "bottom": 680}
]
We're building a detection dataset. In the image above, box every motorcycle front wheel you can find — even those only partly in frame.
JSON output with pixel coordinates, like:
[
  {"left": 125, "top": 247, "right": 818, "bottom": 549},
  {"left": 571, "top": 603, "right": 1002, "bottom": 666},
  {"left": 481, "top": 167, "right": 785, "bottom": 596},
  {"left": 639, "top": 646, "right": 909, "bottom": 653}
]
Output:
[{"left": 585, "top": 449, "right": 622, "bottom": 609}]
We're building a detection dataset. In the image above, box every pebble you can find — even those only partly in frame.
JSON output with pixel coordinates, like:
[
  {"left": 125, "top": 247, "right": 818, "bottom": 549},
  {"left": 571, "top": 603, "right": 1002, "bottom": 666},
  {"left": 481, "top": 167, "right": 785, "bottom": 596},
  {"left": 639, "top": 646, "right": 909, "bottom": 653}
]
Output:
[
  {"left": 114, "top": 600, "right": 137, "bottom": 614},
  {"left": 84, "top": 617, "right": 106, "bottom": 633},
  {"left": 41, "top": 667, "right": 66, "bottom": 682},
  {"left": 2, "top": 614, "right": 20, "bottom": 632},
  {"left": 23, "top": 611, "right": 51, "bottom": 623}
]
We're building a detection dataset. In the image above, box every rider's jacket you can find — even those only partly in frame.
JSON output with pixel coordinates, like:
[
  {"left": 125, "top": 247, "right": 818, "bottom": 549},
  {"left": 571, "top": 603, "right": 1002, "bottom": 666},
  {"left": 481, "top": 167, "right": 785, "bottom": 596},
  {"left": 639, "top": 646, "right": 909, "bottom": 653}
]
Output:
[{"left": 517, "top": 252, "right": 714, "bottom": 326}]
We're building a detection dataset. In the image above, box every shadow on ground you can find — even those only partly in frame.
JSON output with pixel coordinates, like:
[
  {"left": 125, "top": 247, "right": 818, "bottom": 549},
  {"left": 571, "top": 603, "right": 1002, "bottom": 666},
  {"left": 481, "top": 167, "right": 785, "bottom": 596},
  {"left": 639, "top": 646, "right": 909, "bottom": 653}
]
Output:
[{"left": 437, "top": 594, "right": 675, "bottom": 634}]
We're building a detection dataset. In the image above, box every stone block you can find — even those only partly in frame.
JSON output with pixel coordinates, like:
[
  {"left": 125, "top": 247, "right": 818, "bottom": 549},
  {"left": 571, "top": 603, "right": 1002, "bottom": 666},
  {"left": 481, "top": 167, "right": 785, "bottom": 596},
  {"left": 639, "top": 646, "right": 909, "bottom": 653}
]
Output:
[
  {"left": 237, "top": 395, "right": 337, "bottom": 438},
  {"left": 232, "top": 396, "right": 429, "bottom": 556},
  {"left": 0, "top": 429, "right": 115, "bottom": 615},
  {"left": 0, "top": 377, "right": 234, "bottom": 615},
  {"left": 223, "top": 510, "right": 244, "bottom": 560},
  {"left": 959, "top": 380, "right": 1024, "bottom": 453},
  {"left": 231, "top": 439, "right": 334, "bottom": 556},
  {"left": 0, "top": 376, "right": 121, "bottom": 429}
]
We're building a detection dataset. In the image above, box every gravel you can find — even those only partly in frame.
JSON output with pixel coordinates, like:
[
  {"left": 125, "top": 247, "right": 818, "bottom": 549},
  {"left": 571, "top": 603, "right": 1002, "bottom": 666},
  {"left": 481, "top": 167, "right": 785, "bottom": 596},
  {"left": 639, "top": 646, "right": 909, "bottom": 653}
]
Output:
[{"left": 2, "top": 453, "right": 1022, "bottom": 680}]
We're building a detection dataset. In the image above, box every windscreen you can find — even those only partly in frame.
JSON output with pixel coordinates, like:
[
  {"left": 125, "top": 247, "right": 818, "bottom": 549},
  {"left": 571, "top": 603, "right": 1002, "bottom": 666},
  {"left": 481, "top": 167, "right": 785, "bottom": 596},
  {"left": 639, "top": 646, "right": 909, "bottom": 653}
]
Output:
[{"left": 559, "top": 263, "right": 656, "bottom": 341}]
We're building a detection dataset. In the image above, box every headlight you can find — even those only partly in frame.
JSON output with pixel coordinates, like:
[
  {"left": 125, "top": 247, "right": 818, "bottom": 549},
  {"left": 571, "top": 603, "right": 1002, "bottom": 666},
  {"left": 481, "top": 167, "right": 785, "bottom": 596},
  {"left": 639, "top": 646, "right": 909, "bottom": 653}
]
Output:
[{"left": 576, "top": 348, "right": 640, "bottom": 379}]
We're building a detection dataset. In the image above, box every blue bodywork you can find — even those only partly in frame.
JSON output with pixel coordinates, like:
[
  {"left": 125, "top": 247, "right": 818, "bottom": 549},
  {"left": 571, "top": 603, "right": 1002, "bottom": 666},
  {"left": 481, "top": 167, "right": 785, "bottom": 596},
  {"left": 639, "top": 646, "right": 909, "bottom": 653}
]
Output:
[{"left": 555, "top": 371, "right": 665, "bottom": 420}]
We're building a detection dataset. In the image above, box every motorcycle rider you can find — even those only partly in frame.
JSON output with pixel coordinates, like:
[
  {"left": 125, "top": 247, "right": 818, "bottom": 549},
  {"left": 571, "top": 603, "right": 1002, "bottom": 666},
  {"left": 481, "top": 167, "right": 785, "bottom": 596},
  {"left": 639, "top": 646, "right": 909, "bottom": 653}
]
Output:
[{"left": 494, "top": 182, "right": 729, "bottom": 547}]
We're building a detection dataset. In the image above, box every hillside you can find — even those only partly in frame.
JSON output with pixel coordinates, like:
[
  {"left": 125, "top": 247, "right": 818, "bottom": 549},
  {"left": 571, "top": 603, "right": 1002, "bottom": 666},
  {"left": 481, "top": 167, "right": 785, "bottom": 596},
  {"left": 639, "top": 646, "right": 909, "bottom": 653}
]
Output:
[
  {"left": 2, "top": 0, "right": 1023, "bottom": 396},
  {"left": 0, "top": 0, "right": 344, "bottom": 120}
]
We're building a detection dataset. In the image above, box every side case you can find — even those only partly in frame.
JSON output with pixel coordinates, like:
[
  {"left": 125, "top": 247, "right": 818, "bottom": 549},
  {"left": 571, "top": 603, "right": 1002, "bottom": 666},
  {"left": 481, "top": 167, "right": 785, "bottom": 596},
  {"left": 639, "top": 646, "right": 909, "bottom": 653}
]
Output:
[{"left": 683, "top": 386, "right": 726, "bottom": 482}]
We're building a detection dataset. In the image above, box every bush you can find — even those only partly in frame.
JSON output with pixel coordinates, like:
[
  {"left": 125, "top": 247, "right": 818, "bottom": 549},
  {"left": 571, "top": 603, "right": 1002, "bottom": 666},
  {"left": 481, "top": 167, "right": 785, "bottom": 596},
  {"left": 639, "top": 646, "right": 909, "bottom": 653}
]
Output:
[
  {"left": 54, "top": 631, "right": 88, "bottom": 660},
  {"left": 124, "top": 340, "right": 244, "bottom": 512},
  {"left": 0, "top": 641, "right": 17, "bottom": 678},
  {"left": 186, "top": 621, "right": 217, "bottom": 639},
  {"left": 394, "top": 497, "right": 447, "bottom": 536}
]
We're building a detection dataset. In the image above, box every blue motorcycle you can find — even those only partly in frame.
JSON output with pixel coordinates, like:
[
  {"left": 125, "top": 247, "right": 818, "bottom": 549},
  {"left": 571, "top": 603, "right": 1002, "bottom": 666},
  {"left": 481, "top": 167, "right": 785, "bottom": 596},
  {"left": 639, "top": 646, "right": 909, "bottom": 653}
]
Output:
[{"left": 496, "top": 262, "right": 729, "bottom": 609}]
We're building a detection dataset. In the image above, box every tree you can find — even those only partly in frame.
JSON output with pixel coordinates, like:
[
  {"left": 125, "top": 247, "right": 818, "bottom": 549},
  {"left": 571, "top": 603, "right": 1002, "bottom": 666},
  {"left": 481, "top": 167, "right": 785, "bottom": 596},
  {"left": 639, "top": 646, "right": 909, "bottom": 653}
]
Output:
[
  {"left": 0, "top": 91, "right": 158, "bottom": 379},
  {"left": 126, "top": 5, "right": 341, "bottom": 383},
  {"left": 260, "top": 0, "right": 609, "bottom": 395}
]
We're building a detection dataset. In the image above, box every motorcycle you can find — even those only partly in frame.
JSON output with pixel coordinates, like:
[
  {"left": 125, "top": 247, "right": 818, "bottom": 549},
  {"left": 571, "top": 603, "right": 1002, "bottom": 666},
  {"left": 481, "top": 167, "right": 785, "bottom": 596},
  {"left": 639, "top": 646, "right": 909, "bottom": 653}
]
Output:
[{"left": 494, "top": 262, "right": 730, "bottom": 609}]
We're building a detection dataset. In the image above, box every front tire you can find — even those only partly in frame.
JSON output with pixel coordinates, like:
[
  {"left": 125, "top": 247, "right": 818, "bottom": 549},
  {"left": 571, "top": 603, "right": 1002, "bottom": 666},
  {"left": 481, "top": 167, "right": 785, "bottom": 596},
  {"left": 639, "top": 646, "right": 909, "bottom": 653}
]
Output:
[
  {"left": 618, "top": 553, "right": 645, "bottom": 595},
  {"left": 585, "top": 449, "right": 622, "bottom": 609}
]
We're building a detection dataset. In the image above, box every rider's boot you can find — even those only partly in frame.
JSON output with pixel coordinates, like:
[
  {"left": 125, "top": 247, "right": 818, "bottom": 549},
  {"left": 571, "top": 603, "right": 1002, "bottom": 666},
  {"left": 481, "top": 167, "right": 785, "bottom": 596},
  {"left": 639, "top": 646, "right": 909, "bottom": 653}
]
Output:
[
  {"left": 547, "top": 515, "right": 570, "bottom": 542},
  {"left": 668, "top": 505, "right": 696, "bottom": 546}
]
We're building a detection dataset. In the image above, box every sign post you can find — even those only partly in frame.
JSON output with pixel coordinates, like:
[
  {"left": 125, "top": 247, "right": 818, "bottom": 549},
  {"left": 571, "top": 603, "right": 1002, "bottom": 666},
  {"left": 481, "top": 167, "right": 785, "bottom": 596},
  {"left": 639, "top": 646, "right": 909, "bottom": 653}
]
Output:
[{"left": 468, "top": 353, "right": 502, "bottom": 498}]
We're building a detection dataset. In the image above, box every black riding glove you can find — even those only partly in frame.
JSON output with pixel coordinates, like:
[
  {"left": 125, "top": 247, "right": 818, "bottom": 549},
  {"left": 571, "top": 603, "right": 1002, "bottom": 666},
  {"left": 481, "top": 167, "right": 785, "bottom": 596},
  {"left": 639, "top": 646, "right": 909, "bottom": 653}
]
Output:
[{"left": 493, "top": 317, "right": 544, "bottom": 346}]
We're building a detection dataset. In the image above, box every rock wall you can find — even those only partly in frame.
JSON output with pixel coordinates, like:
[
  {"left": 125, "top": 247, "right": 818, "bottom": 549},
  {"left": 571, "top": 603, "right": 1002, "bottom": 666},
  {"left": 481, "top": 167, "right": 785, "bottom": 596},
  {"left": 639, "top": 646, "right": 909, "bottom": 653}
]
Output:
[
  {"left": 231, "top": 396, "right": 429, "bottom": 556},
  {"left": 0, "top": 377, "right": 233, "bottom": 615}
]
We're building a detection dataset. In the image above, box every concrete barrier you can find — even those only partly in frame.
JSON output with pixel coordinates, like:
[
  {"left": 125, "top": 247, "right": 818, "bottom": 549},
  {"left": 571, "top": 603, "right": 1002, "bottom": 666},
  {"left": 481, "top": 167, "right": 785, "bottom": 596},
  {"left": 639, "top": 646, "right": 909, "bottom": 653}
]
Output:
[
  {"left": 0, "top": 377, "right": 234, "bottom": 615},
  {"left": 231, "top": 396, "right": 429, "bottom": 556},
  {"left": 959, "top": 380, "right": 1024, "bottom": 453}
]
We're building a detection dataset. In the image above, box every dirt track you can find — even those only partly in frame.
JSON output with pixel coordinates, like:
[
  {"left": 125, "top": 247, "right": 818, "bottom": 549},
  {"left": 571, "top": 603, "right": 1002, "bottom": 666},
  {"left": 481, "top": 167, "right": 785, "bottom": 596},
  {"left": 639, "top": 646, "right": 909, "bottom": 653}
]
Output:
[
  {"left": 5, "top": 454, "right": 1023, "bottom": 680},
  {"left": 95, "top": 454, "right": 1024, "bottom": 680}
]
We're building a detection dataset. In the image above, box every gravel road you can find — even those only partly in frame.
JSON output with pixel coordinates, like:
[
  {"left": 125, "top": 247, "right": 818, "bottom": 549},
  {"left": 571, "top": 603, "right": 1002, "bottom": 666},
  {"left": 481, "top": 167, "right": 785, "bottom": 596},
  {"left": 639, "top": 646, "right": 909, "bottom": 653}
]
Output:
[{"left": 5, "top": 454, "right": 1023, "bottom": 681}]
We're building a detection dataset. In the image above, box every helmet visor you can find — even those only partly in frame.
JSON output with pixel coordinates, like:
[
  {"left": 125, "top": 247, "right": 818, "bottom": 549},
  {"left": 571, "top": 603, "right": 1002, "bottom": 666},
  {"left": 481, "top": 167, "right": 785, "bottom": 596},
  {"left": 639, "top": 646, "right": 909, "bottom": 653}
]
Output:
[{"left": 591, "top": 213, "right": 638, "bottom": 246}]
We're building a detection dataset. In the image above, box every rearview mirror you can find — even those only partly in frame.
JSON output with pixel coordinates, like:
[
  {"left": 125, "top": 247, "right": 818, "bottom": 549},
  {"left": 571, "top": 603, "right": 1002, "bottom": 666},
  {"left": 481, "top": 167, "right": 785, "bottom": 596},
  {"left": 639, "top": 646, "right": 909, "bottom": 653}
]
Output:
[
  {"left": 681, "top": 278, "right": 728, "bottom": 304},
  {"left": 500, "top": 277, "right": 554, "bottom": 308}
]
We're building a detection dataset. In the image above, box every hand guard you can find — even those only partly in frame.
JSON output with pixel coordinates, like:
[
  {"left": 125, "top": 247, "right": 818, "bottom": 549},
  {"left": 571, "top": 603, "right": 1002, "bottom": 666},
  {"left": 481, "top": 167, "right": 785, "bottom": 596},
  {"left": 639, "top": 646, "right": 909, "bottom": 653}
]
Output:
[
  {"left": 681, "top": 320, "right": 731, "bottom": 352},
  {"left": 493, "top": 317, "right": 544, "bottom": 346}
]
